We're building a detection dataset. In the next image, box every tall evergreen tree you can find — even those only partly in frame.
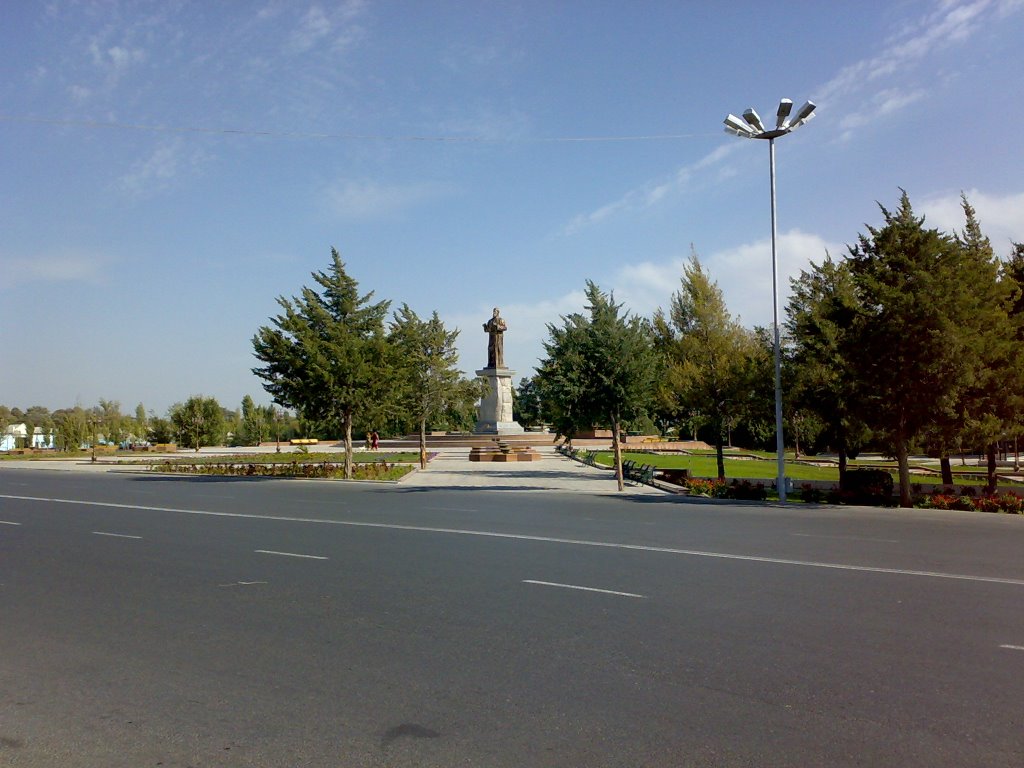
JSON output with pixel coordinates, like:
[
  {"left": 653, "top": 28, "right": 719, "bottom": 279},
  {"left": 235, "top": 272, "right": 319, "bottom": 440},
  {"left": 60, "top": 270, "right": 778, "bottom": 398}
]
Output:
[
  {"left": 252, "top": 249, "right": 394, "bottom": 478},
  {"left": 785, "top": 253, "right": 867, "bottom": 486},
  {"left": 950, "top": 197, "right": 1022, "bottom": 490},
  {"left": 537, "top": 281, "right": 659, "bottom": 490},
  {"left": 846, "top": 191, "right": 978, "bottom": 506},
  {"left": 654, "top": 253, "right": 762, "bottom": 480},
  {"left": 388, "top": 304, "right": 472, "bottom": 468}
]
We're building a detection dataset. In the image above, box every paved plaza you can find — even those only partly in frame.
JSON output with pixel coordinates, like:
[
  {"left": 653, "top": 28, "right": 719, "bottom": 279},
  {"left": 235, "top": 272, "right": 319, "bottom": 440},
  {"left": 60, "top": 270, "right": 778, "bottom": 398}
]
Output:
[{"left": 0, "top": 444, "right": 669, "bottom": 495}]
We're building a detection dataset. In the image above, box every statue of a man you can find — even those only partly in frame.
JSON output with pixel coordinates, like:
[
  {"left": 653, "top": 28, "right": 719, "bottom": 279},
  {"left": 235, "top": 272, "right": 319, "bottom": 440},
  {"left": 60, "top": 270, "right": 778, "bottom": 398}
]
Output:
[{"left": 483, "top": 307, "right": 507, "bottom": 369}]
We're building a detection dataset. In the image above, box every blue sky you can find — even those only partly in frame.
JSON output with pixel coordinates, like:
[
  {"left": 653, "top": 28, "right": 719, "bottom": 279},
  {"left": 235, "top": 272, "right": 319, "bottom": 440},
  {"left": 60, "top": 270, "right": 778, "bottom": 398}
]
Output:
[{"left": 3, "top": 0, "right": 1023, "bottom": 415}]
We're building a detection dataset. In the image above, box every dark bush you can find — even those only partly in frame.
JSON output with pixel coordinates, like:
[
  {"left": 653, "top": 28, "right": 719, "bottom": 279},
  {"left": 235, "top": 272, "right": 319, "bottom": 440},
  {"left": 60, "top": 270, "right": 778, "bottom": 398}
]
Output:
[
  {"left": 799, "top": 483, "right": 825, "bottom": 503},
  {"left": 841, "top": 468, "right": 894, "bottom": 503},
  {"left": 726, "top": 479, "right": 767, "bottom": 501}
]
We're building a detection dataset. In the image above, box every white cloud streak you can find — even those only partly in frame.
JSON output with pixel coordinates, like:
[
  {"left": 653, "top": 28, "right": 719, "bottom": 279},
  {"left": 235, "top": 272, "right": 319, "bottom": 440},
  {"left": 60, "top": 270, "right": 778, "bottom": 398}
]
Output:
[
  {"left": 0, "top": 251, "right": 112, "bottom": 289},
  {"left": 919, "top": 188, "right": 1024, "bottom": 250},
  {"left": 562, "top": 143, "right": 740, "bottom": 236},
  {"left": 563, "top": 1, "right": 1020, "bottom": 234},
  {"left": 117, "top": 140, "right": 208, "bottom": 198},
  {"left": 325, "top": 179, "right": 453, "bottom": 219}
]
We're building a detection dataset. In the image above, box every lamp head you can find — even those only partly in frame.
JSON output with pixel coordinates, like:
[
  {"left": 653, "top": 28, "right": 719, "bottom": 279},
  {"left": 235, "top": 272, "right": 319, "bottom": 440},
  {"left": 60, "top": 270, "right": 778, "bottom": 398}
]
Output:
[
  {"left": 723, "top": 114, "right": 755, "bottom": 137},
  {"left": 776, "top": 98, "right": 793, "bottom": 129},
  {"left": 742, "top": 108, "right": 766, "bottom": 133},
  {"left": 789, "top": 100, "right": 816, "bottom": 129}
]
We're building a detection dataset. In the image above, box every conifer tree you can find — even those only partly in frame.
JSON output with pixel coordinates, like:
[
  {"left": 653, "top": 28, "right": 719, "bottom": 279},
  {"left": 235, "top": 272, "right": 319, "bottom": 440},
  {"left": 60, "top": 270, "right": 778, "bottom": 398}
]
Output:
[
  {"left": 785, "top": 253, "right": 867, "bottom": 487},
  {"left": 538, "top": 281, "right": 659, "bottom": 490},
  {"left": 847, "top": 192, "right": 977, "bottom": 505},
  {"left": 654, "top": 253, "right": 761, "bottom": 480},
  {"left": 388, "top": 304, "right": 472, "bottom": 468},
  {"left": 252, "top": 249, "right": 395, "bottom": 478}
]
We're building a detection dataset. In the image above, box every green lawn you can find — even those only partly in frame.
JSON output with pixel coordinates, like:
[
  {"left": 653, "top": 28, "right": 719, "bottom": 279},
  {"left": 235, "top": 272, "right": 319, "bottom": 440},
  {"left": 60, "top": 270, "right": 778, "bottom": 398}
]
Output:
[
  {"left": 120, "top": 451, "right": 423, "bottom": 465},
  {"left": 589, "top": 451, "right": 1020, "bottom": 486},
  {"left": 1, "top": 450, "right": 423, "bottom": 465}
]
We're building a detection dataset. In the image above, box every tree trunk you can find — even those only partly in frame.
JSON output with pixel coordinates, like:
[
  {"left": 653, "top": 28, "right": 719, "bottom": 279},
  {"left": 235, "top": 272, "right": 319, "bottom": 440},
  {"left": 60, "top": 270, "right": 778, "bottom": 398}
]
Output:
[
  {"left": 612, "top": 418, "right": 624, "bottom": 492},
  {"left": 715, "top": 427, "right": 726, "bottom": 481},
  {"left": 895, "top": 439, "right": 911, "bottom": 508},
  {"left": 940, "top": 455, "right": 953, "bottom": 486},
  {"left": 987, "top": 443, "right": 997, "bottom": 494},
  {"left": 419, "top": 417, "right": 427, "bottom": 470},
  {"left": 344, "top": 412, "right": 353, "bottom": 480}
]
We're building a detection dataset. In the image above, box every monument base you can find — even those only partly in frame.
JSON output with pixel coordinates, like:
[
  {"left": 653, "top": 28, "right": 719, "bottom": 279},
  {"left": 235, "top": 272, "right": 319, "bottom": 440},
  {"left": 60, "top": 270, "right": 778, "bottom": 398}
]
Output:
[
  {"left": 474, "top": 367, "right": 525, "bottom": 435},
  {"left": 473, "top": 421, "right": 525, "bottom": 435},
  {"left": 469, "top": 446, "right": 541, "bottom": 462}
]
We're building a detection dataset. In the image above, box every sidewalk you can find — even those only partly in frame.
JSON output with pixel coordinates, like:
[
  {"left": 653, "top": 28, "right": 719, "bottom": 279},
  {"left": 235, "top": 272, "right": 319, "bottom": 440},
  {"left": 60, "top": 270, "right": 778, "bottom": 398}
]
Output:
[
  {"left": 0, "top": 447, "right": 670, "bottom": 495},
  {"left": 400, "top": 445, "right": 668, "bottom": 495}
]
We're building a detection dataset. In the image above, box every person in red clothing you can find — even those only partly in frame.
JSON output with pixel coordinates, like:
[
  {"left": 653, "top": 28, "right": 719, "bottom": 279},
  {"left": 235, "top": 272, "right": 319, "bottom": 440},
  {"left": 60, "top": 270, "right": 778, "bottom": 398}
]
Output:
[{"left": 370, "top": 430, "right": 379, "bottom": 450}]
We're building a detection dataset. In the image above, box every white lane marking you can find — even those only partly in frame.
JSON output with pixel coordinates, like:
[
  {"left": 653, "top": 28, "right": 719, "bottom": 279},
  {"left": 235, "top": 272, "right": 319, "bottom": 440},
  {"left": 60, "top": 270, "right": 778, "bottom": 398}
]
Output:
[
  {"left": 524, "top": 580, "right": 646, "bottom": 598},
  {"left": 0, "top": 520, "right": 22, "bottom": 526},
  {"left": 255, "top": 549, "right": 328, "bottom": 560},
  {"left": 792, "top": 533, "right": 899, "bottom": 544},
  {"left": 999, "top": 644, "right": 1024, "bottom": 651},
  {"left": 92, "top": 531, "right": 142, "bottom": 539},
  {"left": 4, "top": 493, "right": 1024, "bottom": 588},
  {"left": 218, "top": 580, "right": 268, "bottom": 587}
]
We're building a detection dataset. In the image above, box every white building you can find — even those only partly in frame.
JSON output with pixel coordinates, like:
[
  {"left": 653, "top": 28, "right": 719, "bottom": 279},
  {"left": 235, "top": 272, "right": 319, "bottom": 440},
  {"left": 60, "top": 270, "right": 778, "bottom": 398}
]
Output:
[{"left": 1, "top": 423, "right": 55, "bottom": 450}]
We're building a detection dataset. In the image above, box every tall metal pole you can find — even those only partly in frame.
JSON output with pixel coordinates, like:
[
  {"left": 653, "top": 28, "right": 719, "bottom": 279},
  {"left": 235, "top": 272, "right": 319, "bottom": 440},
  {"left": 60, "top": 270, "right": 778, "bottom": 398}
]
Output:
[{"left": 768, "top": 138, "right": 786, "bottom": 502}]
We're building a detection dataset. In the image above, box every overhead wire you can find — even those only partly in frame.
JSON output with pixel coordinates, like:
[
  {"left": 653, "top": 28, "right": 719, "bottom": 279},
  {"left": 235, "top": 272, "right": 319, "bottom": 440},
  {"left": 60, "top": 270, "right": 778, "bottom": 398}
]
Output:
[{"left": 0, "top": 113, "right": 710, "bottom": 143}]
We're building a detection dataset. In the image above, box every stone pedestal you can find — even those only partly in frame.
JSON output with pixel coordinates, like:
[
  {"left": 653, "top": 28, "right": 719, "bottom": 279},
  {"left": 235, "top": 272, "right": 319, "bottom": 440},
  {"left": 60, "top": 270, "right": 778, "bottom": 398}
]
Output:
[{"left": 474, "top": 367, "right": 525, "bottom": 435}]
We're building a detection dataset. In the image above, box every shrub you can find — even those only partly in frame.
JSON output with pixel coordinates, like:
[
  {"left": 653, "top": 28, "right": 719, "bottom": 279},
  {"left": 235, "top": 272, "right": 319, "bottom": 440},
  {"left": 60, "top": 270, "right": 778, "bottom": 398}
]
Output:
[
  {"left": 726, "top": 479, "right": 767, "bottom": 501},
  {"left": 799, "top": 483, "right": 824, "bottom": 503},
  {"left": 842, "top": 468, "right": 894, "bottom": 504},
  {"left": 686, "top": 477, "right": 727, "bottom": 497},
  {"left": 997, "top": 492, "right": 1024, "bottom": 514}
]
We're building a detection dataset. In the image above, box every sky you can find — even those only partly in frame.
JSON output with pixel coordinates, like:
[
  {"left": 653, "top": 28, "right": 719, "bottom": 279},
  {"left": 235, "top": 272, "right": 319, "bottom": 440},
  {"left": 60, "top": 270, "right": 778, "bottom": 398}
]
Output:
[{"left": 3, "top": 0, "right": 1024, "bottom": 416}]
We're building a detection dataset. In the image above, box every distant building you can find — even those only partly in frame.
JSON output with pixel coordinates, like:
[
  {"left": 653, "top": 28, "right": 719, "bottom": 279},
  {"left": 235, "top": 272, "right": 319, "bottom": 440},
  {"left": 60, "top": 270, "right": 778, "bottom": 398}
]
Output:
[{"left": 1, "top": 423, "right": 55, "bottom": 450}]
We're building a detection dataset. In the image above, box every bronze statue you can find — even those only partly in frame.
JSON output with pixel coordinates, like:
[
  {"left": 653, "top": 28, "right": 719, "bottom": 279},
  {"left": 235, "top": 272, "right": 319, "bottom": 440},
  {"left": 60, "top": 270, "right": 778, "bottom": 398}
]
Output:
[{"left": 483, "top": 307, "right": 507, "bottom": 368}]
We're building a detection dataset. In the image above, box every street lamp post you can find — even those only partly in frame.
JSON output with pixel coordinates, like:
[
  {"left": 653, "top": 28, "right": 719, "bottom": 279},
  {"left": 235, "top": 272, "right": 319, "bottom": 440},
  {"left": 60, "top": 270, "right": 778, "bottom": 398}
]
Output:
[{"left": 723, "top": 98, "right": 816, "bottom": 502}]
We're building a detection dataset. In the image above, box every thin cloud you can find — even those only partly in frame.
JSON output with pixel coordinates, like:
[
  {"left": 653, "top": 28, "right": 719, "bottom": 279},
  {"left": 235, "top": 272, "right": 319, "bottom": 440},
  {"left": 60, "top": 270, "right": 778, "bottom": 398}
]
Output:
[
  {"left": 117, "top": 140, "right": 208, "bottom": 198},
  {"left": 325, "top": 179, "right": 454, "bottom": 219},
  {"left": 563, "top": 1, "right": 1020, "bottom": 234},
  {"left": 562, "top": 144, "right": 740, "bottom": 236},
  {"left": 285, "top": 1, "right": 366, "bottom": 55},
  {"left": 0, "top": 251, "right": 112, "bottom": 289},
  {"left": 919, "top": 188, "right": 1024, "bottom": 250}
]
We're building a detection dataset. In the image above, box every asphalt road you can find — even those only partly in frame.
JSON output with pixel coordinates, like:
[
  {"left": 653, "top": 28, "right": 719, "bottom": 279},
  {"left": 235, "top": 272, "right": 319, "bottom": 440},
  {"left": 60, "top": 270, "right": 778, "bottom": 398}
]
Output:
[{"left": 1, "top": 469, "right": 1023, "bottom": 766}]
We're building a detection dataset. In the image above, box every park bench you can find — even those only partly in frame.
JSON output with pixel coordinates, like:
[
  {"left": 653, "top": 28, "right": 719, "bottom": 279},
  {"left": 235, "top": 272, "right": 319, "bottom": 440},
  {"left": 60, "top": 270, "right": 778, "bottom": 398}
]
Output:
[{"left": 635, "top": 464, "right": 655, "bottom": 484}]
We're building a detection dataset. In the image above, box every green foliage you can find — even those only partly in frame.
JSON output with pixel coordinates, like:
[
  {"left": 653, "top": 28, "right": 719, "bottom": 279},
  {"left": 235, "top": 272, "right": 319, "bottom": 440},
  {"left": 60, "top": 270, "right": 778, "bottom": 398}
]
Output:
[
  {"left": 514, "top": 376, "right": 544, "bottom": 428},
  {"left": 654, "top": 251, "right": 764, "bottom": 479},
  {"left": 147, "top": 415, "right": 175, "bottom": 444},
  {"left": 785, "top": 253, "right": 868, "bottom": 478},
  {"left": 252, "top": 248, "right": 397, "bottom": 478},
  {"left": 53, "top": 407, "right": 89, "bottom": 451},
  {"left": 388, "top": 304, "right": 474, "bottom": 465},
  {"left": 170, "top": 395, "right": 225, "bottom": 451},
  {"left": 537, "top": 281, "right": 660, "bottom": 490},
  {"left": 845, "top": 191, "right": 1001, "bottom": 506}
]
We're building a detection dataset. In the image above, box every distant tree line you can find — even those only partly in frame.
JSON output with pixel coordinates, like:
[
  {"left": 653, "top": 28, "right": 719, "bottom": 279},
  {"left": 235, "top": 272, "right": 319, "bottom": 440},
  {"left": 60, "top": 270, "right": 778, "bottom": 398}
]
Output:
[
  {"left": 0, "top": 398, "right": 303, "bottom": 452},
  {"left": 516, "top": 191, "right": 1024, "bottom": 504}
]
